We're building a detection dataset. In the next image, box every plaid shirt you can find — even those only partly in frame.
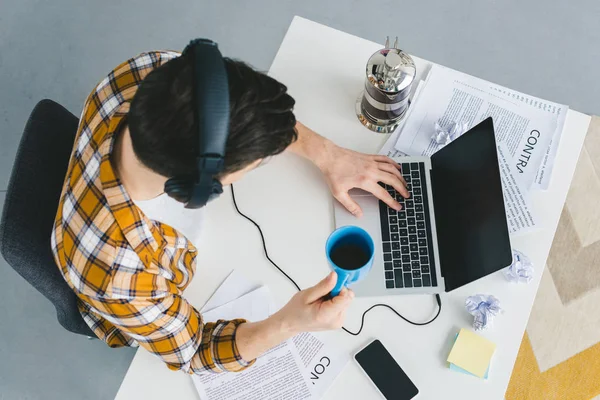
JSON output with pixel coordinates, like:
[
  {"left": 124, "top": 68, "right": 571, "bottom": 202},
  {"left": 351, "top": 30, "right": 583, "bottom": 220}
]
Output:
[{"left": 51, "top": 51, "right": 253, "bottom": 374}]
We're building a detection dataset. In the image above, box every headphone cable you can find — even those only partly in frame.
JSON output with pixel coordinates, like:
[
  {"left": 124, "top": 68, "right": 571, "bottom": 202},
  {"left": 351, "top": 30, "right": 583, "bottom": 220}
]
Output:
[{"left": 230, "top": 185, "right": 442, "bottom": 336}]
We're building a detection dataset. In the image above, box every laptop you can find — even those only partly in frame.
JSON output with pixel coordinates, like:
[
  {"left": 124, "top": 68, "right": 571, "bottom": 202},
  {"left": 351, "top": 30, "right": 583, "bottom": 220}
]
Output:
[{"left": 334, "top": 117, "right": 512, "bottom": 296}]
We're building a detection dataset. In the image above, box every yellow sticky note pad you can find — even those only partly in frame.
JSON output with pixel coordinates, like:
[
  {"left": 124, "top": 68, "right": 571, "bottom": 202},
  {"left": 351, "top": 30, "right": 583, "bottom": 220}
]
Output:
[{"left": 447, "top": 329, "right": 496, "bottom": 378}]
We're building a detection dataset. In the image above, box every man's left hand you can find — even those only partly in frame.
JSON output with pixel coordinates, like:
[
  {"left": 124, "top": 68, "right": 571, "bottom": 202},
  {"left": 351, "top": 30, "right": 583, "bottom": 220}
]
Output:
[
  {"left": 318, "top": 143, "right": 409, "bottom": 217},
  {"left": 288, "top": 123, "right": 409, "bottom": 217}
]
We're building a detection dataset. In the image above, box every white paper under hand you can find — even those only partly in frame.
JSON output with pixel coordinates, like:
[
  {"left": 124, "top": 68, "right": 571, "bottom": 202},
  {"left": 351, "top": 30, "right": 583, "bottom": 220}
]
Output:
[
  {"left": 201, "top": 285, "right": 272, "bottom": 322},
  {"left": 193, "top": 285, "right": 314, "bottom": 400},
  {"left": 194, "top": 270, "right": 350, "bottom": 399},
  {"left": 201, "top": 270, "right": 262, "bottom": 313}
]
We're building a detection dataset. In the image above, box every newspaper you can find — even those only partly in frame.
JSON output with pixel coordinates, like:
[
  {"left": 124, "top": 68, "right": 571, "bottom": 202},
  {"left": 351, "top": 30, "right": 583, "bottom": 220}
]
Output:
[
  {"left": 497, "top": 144, "right": 537, "bottom": 235},
  {"left": 193, "top": 287, "right": 312, "bottom": 400},
  {"left": 192, "top": 272, "right": 348, "bottom": 399},
  {"left": 394, "top": 65, "right": 557, "bottom": 190},
  {"left": 488, "top": 84, "right": 568, "bottom": 189}
]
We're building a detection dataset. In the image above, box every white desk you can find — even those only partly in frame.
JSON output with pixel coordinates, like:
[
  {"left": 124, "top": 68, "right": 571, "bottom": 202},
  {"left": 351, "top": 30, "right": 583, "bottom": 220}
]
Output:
[{"left": 115, "top": 17, "right": 591, "bottom": 400}]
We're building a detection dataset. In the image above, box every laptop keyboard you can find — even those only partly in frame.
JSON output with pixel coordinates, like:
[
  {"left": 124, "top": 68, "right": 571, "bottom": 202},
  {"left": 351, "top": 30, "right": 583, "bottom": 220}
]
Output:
[{"left": 379, "top": 162, "right": 438, "bottom": 289}]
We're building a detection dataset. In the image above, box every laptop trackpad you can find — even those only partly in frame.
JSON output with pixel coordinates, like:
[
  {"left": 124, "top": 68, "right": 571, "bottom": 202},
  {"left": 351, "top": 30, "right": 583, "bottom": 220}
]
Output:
[{"left": 334, "top": 193, "right": 381, "bottom": 238}]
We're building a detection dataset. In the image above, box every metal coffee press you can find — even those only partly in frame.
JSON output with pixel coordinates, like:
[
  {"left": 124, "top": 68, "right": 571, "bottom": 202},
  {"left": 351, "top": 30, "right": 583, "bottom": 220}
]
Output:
[{"left": 356, "top": 36, "right": 416, "bottom": 133}]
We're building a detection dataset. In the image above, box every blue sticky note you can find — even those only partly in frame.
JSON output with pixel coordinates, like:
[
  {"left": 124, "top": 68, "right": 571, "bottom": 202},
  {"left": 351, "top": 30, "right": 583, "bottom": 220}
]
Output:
[{"left": 449, "top": 362, "right": 490, "bottom": 379}]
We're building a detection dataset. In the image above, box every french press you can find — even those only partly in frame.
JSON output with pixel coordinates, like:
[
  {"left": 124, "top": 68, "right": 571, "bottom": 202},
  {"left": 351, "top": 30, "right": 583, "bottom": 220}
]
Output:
[{"left": 356, "top": 37, "right": 416, "bottom": 133}]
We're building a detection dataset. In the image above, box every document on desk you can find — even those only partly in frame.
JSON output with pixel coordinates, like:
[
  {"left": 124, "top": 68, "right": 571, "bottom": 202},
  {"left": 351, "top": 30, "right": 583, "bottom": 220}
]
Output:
[
  {"left": 193, "top": 286, "right": 314, "bottom": 400},
  {"left": 379, "top": 79, "right": 426, "bottom": 158},
  {"left": 394, "top": 65, "right": 557, "bottom": 190},
  {"left": 201, "top": 270, "right": 263, "bottom": 314},
  {"left": 487, "top": 84, "right": 568, "bottom": 190},
  {"left": 193, "top": 339, "right": 312, "bottom": 400},
  {"left": 379, "top": 123, "right": 407, "bottom": 158},
  {"left": 193, "top": 271, "right": 349, "bottom": 399},
  {"left": 497, "top": 143, "right": 537, "bottom": 235}
]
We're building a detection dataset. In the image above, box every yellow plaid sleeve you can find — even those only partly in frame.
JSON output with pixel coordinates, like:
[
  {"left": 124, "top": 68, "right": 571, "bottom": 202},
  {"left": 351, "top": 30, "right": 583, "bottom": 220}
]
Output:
[{"left": 87, "top": 288, "right": 255, "bottom": 374}]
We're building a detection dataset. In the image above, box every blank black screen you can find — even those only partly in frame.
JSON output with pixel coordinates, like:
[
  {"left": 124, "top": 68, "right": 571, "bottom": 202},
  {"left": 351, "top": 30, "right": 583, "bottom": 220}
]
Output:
[
  {"left": 430, "top": 117, "right": 512, "bottom": 291},
  {"left": 355, "top": 340, "right": 419, "bottom": 399}
]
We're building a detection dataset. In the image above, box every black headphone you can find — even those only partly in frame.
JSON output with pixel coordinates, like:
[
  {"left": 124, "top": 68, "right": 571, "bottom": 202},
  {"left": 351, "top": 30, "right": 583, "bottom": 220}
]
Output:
[{"left": 164, "top": 39, "right": 229, "bottom": 209}]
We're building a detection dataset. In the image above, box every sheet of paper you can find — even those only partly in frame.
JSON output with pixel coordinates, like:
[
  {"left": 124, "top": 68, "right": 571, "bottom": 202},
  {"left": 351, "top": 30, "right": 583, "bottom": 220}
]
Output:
[
  {"left": 292, "top": 331, "right": 349, "bottom": 396},
  {"left": 192, "top": 339, "right": 313, "bottom": 400},
  {"left": 395, "top": 65, "right": 556, "bottom": 190},
  {"left": 193, "top": 287, "right": 314, "bottom": 400},
  {"left": 497, "top": 144, "right": 537, "bottom": 235},
  {"left": 379, "top": 126, "right": 407, "bottom": 158},
  {"left": 488, "top": 84, "right": 569, "bottom": 190},
  {"left": 201, "top": 285, "right": 272, "bottom": 322},
  {"left": 447, "top": 328, "right": 496, "bottom": 379},
  {"left": 379, "top": 79, "right": 426, "bottom": 158},
  {"left": 202, "top": 270, "right": 262, "bottom": 313},
  {"left": 196, "top": 272, "right": 349, "bottom": 399}
]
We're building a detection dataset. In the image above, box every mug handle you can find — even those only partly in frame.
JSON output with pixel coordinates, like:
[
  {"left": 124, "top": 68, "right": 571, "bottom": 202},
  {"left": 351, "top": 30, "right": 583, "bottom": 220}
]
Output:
[{"left": 330, "top": 274, "right": 350, "bottom": 297}]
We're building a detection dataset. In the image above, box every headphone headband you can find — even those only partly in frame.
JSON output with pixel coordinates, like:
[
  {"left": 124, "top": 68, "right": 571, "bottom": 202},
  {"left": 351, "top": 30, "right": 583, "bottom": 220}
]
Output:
[
  {"left": 185, "top": 39, "right": 229, "bottom": 163},
  {"left": 165, "top": 39, "right": 229, "bottom": 209}
]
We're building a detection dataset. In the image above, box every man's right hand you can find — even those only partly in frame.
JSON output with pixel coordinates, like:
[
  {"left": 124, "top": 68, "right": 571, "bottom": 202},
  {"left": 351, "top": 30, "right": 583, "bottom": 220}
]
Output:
[
  {"left": 275, "top": 272, "right": 354, "bottom": 334},
  {"left": 235, "top": 272, "right": 354, "bottom": 363}
]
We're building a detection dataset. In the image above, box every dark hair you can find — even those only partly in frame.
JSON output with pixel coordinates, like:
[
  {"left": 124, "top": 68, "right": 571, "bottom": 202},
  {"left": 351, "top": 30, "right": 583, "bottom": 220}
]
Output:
[{"left": 128, "top": 54, "right": 297, "bottom": 179}]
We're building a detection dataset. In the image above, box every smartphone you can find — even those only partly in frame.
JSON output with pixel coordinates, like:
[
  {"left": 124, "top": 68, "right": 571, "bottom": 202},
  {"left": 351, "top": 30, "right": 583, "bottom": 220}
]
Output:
[{"left": 354, "top": 339, "right": 419, "bottom": 400}]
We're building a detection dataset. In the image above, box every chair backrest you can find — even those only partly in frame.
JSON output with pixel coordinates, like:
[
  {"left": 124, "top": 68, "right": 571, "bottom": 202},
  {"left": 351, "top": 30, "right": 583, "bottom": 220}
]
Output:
[{"left": 0, "top": 99, "right": 94, "bottom": 337}]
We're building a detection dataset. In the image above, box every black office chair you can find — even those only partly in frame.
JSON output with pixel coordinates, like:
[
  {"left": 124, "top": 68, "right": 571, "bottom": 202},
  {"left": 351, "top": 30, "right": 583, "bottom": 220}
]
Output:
[{"left": 0, "top": 99, "right": 95, "bottom": 337}]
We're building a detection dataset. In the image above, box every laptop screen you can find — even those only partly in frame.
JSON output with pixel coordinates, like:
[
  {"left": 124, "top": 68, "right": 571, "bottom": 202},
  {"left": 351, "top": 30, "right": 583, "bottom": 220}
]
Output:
[{"left": 430, "top": 117, "right": 512, "bottom": 292}]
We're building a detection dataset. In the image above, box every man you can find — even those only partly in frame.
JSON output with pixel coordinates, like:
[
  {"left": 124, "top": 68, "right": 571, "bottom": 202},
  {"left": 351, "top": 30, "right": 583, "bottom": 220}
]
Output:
[{"left": 52, "top": 48, "right": 407, "bottom": 375}]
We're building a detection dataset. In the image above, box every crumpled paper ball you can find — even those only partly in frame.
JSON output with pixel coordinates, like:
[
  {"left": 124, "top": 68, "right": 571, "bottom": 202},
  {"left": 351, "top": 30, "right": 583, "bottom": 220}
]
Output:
[
  {"left": 465, "top": 294, "right": 502, "bottom": 331},
  {"left": 432, "top": 120, "right": 470, "bottom": 146},
  {"left": 503, "top": 249, "right": 534, "bottom": 283}
]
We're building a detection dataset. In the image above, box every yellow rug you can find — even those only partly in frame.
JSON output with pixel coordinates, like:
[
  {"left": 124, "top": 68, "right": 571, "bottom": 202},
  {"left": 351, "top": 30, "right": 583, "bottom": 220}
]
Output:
[{"left": 506, "top": 116, "right": 600, "bottom": 400}]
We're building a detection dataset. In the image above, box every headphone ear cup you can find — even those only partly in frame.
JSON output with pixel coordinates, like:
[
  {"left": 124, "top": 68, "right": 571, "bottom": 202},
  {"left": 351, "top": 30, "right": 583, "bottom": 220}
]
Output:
[
  {"left": 164, "top": 177, "right": 193, "bottom": 204},
  {"left": 206, "top": 179, "right": 224, "bottom": 203},
  {"left": 212, "top": 179, "right": 223, "bottom": 196}
]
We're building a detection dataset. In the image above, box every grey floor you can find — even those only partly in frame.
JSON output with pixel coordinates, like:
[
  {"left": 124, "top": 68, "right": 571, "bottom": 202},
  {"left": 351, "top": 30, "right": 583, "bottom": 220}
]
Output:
[{"left": 1, "top": 1, "right": 599, "bottom": 399}]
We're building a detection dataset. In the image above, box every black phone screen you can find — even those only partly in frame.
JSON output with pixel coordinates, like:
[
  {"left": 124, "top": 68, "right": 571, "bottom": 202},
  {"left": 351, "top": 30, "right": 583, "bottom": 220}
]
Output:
[{"left": 354, "top": 340, "right": 419, "bottom": 399}]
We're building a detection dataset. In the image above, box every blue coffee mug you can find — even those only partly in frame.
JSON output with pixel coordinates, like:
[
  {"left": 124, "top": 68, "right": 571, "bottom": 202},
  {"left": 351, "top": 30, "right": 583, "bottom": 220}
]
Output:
[{"left": 326, "top": 226, "right": 375, "bottom": 296}]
